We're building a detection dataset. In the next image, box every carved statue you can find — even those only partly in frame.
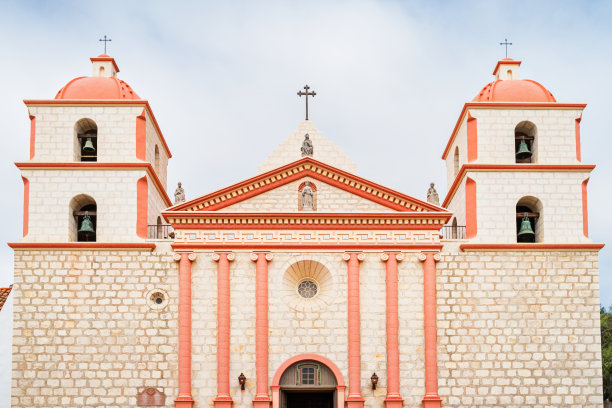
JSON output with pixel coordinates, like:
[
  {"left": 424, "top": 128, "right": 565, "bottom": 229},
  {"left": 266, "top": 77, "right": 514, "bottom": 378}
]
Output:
[
  {"left": 301, "top": 134, "right": 313, "bottom": 157},
  {"left": 174, "top": 182, "right": 185, "bottom": 204},
  {"left": 301, "top": 181, "right": 314, "bottom": 210},
  {"left": 427, "top": 182, "right": 439, "bottom": 205}
]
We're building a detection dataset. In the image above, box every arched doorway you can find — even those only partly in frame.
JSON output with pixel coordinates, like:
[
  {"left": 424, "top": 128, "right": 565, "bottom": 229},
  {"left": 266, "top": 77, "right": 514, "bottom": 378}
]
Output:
[{"left": 272, "top": 354, "right": 345, "bottom": 408}]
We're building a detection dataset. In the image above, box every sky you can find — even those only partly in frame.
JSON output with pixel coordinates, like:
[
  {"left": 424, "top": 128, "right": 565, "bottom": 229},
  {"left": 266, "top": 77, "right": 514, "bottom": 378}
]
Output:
[{"left": 1, "top": 0, "right": 612, "bottom": 405}]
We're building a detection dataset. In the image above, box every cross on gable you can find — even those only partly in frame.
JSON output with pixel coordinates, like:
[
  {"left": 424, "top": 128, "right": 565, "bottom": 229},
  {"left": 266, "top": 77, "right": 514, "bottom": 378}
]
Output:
[
  {"left": 297, "top": 85, "right": 316, "bottom": 120},
  {"left": 99, "top": 35, "right": 112, "bottom": 54},
  {"left": 499, "top": 38, "right": 512, "bottom": 58}
]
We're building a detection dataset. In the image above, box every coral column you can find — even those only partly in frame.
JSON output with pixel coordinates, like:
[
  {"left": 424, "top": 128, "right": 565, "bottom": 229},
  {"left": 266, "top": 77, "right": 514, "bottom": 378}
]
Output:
[
  {"left": 419, "top": 252, "right": 442, "bottom": 408},
  {"left": 343, "top": 251, "right": 366, "bottom": 408},
  {"left": 174, "top": 252, "right": 197, "bottom": 407},
  {"left": 251, "top": 252, "right": 273, "bottom": 408},
  {"left": 381, "top": 252, "right": 404, "bottom": 408},
  {"left": 213, "top": 252, "right": 235, "bottom": 408}
]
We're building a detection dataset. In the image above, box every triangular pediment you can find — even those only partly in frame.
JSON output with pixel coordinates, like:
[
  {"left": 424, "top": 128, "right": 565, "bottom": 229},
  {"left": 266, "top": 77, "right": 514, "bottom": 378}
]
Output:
[{"left": 167, "top": 158, "right": 446, "bottom": 214}]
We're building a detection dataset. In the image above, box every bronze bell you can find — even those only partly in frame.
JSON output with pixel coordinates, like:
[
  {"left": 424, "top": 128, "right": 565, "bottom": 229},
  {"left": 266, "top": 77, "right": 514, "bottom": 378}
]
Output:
[
  {"left": 83, "top": 137, "right": 96, "bottom": 153},
  {"left": 516, "top": 140, "right": 532, "bottom": 160},
  {"left": 517, "top": 214, "right": 535, "bottom": 242},
  {"left": 79, "top": 214, "right": 95, "bottom": 234}
]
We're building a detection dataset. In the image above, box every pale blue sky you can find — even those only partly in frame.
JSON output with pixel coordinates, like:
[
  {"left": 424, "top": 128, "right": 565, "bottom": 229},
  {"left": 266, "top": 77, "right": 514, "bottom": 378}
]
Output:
[{"left": 1, "top": 1, "right": 611, "bottom": 405}]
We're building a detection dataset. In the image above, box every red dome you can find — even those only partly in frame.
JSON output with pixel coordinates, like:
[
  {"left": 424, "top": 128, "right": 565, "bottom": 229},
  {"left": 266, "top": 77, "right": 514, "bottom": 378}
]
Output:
[
  {"left": 55, "top": 76, "right": 140, "bottom": 100},
  {"left": 473, "top": 79, "right": 556, "bottom": 102}
]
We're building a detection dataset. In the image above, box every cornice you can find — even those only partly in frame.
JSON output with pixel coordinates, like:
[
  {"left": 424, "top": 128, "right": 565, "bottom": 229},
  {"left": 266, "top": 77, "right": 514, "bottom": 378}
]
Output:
[
  {"left": 8, "top": 242, "right": 156, "bottom": 250},
  {"left": 459, "top": 243, "right": 604, "bottom": 251}
]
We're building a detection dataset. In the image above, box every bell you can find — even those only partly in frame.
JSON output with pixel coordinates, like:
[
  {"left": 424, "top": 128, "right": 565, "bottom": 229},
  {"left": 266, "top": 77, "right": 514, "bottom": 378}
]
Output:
[
  {"left": 78, "top": 214, "right": 95, "bottom": 234},
  {"left": 516, "top": 140, "right": 532, "bottom": 160},
  {"left": 517, "top": 214, "right": 535, "bottom": 242},
  {"left": 83, "top": 137, "right": 96, "bottom": 153}
]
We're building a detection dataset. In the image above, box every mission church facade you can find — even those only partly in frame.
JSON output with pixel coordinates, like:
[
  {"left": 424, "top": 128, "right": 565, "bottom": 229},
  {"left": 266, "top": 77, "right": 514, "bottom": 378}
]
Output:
[{"left": 9, "top": 55, "right": 604, "bottom": 408}]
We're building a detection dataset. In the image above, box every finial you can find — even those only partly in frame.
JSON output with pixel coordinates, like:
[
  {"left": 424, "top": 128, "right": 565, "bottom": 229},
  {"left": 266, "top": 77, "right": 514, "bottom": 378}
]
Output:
[
  {"left": 99, "top": 35, "right": 112, "bottom": 54},
  {"left": 297, "top": 85, "right": 316, "bottom": 120},
  {"left": 499, "top": 38, "right": 512, "bottom": 58}
]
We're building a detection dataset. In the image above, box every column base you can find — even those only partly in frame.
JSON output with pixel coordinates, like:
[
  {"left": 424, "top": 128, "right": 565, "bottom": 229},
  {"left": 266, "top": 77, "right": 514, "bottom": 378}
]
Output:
[
  {"left": 175, "top": 393, "right": 194, "bottom": 408},
  {"left": 346, "top": 397, "right": 365, "bottom": 408},
  {"left": 422, "top": 395, "right": 442, "bottom": 408},
  {"left": 384, "top": 396, "right": 404, "bottom": 408},
  {"left": 214, "top": 395, "right": 234, "bottom": 408},
  {"left": 253, "top": 396, "right": 272, "bottom": 408}
]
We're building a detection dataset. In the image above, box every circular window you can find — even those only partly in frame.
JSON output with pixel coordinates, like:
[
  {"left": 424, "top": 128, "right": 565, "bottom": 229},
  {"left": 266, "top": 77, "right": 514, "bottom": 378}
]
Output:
[
  {"left": 146, "top": 288, "right": 169, "bottom": 310},
  {"left": 297, "top": 279, "right": 318, "bottom": 299}
]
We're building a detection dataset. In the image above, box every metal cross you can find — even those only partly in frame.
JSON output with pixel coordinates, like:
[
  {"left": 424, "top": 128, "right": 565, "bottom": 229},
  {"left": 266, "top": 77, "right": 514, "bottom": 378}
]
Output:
[
  {"left": 499, "top": 38, "right": 512, "bottom": 58},
  {"left": 297, "top": 85, "right": 316, "bottom": 121},
  {"left": 99, "top": 35, "right": 112, "bottom": 54}
]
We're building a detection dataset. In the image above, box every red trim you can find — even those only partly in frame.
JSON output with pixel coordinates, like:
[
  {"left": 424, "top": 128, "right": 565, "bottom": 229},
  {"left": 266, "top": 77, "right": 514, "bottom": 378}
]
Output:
[
  {"left": 459, "top": 243, "right": 605, "bottom": 251},
  {"left": 272, "top": 353, "right": 345, "bottom": 387},
  {"left": 442, "top": 164, "right": 595, "bottom": 208},
  {"left": 465, "top": 177, "right": 477, "bottom": 239},
  {"left": 442, "top": 103, "right": 587, "bottom": 159},
  {"left": 171, "top": 243, "right": 444, "bottom": 251},
  {"left": 137, "top": 176, "right": 148, "bottom": 238},
  {"left": 21, "top": 177, "right": 29, "bottom": 237},
  {"left": 575, "top": 113, "right": 582, "bottom": 162},
  {"left": 28, "top": 111, "right": 35, "bottom": 159},
  {"left": 467, "top": 112, "right": 477, "bottom": 162},
  {"left": 582, "top": 178, "right": 589, "bottom": 237},
  {"left": 176, "top": 253, "right": 194, "bottom": 406},
  {"left": 90, "top": 56, "right": 120, "bottom": 73},
  {"left": 172, "top": 223, "right": 445, "bottom": 231},
  {"left": 23, "top": 100, "right": 172, "bottom": 158},
  {"left": 168, "top": 157, "right": 444, "bottom": 213},
  {"left": 492, "top": 59, "right": 521, "bottom": 76},
  {"left": 136, "top": 109, "right": 146, "bottom": 161},
  {"left": 8, "top": 242, "right": 156, "bottom": 250},
  {"left": 15, "top": 162, "right": 172, "bottom": 206}
]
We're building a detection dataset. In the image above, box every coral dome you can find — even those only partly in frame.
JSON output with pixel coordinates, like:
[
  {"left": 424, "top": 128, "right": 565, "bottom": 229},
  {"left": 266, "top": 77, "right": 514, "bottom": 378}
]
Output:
[
  {"left": 473, "top": 79, "right": 556, "bottom": 103},
  {"left": 55, "top": 76, "right": 140, "bottom": 100}
]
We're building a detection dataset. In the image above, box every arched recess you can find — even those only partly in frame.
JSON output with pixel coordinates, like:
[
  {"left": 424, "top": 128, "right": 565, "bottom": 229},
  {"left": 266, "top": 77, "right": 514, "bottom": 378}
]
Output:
[
  {"left": 154, "top": 144, "right": 160, "bottom": 175},
  {"left": 74, "top": 118, "right": 98, "bottom": 162},
  {"left": 453, "top": 147, "right": 460, "bottom": 177},
  {"left": 298, "top": 181, "right": 317, "bottom": 211},
  {"left": 516, "top": 196, "right": 543, "bottom": 243},
  {"left": 515, "top": 121, "right": 537, "bottom": 164},
  {"left": 451, "top": 217, "right": 458, "bottom": 239},
  {"left": 69, "top": 194, "right": 96, "bottom": 242},
  {"left": 272, "top": 354, "right": 345, "bottom": 408}
]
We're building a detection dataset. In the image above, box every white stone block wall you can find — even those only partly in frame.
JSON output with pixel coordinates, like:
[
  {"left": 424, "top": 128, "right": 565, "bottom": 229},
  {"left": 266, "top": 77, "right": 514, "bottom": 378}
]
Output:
[
  {"left": 258, "top": 121, "right": 358, "bottom": 174},
  {"left": 223, "top": 177, "right": 395, "bottom": 213},
  {"left": 436, "top": 250, "right": 603, "bottom": 408},
  {"left": 469, "top": 170, "right": 590, "bottom": 243},
  {"left": 21, "top": 169, "right": 146, "bottom": 242},
  {"left": 28, "top": 106, "right": 144, "bottom": 163},
  {"left": 145, "top": 110, "right": 169, "bottom": 190},
  {"left": 11, "top": 247, "right": 179, "bottom": 408},
  {"left": 148, "top": 174, "right": 170, "bottom": 230}
]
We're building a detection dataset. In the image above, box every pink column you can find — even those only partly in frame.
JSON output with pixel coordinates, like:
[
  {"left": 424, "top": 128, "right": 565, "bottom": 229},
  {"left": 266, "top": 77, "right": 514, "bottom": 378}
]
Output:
[
  {"left": 252, "top": 252, "right": 273, "bottom": 408},
  {"left": 174, "top": 252, "right": 197, "bottom": 408},
  {"left": 419, "top": 252, "right": 442, "bottom": 408},
  {"left": 213, "top": 252, "right": 235, "bottom": 408},
  {"left": 343, "top": 252, "right": 365, "bottom": 408},
  {"left": 381, "top": 252, "right": 404, "bottom": 408}
]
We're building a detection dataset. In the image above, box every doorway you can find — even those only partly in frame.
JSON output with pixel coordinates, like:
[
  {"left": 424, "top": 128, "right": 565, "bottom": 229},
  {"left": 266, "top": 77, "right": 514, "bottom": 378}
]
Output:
[{"left": 284, "top": 390, "right": 334, "bottom": 408}]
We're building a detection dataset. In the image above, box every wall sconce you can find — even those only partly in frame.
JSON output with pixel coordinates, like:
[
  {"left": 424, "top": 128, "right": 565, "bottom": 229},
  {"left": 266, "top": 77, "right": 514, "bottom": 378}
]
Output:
[
  {"left": 238, "top": 373, "right": 246, "bottom": 390},
  {"left": 370, "top": 372, "right": 379, "bottom": 390}
]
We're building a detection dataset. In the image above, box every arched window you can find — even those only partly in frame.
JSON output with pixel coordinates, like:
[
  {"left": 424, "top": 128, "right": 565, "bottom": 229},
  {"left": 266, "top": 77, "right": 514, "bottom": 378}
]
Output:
[
  {"left": 453, "top": 147, "right": 459, "bottom": 177},
  {"left": 99, "top": 66, "right": 105, "bottom": 76},
  {"left": 70, "top": 194, "right": 97, "bottom": 242},
  {"left": 156, "top": 216, "right": 163, "bottom": 239},
  {"left": 507, "top": 69, "right": 513, "bottom": 79},
  {"left": 74, "top": 118, "right": 97, "bottom": 162},
  {"left": 451, "top": 217, "right": 458, "bottom": 239},
  {"left": 298, "top": 181, "right": 317, "bottom": 211},
  {"left": 154, "top": 145, "right": 160, "bottom": 175},
  {"left": 515, "top": 121, "right": 537, "bottom": 164},
  {"left": 516, "top": 196, "right": 543, "bottom": 243}
]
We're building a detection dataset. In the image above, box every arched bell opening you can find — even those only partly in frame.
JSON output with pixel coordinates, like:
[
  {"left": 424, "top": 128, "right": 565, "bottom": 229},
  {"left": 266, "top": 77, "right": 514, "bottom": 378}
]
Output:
[
  {"left": 74, "top": 118, "right": 98, "bottom": 162},
  {"left": 515, "top": 121, "right": 537, "bottom": 164},
  {"left": 451, "top": 217, "right": 458, "bottom": 239},
  {"left": 70, "top": 194, "right": 97, "bottom": 242},
  {"left": 516, "top": 196, "right": 543, "bottom": 243},
  {"left": 154, "top": 144, "right": 160, "bottom": 175},
  {"left": 453, "top": 146, "right": 460, "bottom": 177}
]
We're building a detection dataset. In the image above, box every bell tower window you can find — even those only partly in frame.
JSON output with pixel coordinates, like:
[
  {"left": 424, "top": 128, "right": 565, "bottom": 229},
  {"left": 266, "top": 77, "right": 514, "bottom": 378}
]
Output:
[
  {"left": 154, "top": 145, "right": 160, "bottom": 174},
  {"left": 453, "top": 147, "right": 460, "bottom": 177},
  {"left": 70, "top": 194, "right": 97, "bottom": 242},
  {"left": 516, "top": 196, "right": 543, "bottom": 243},
  {"left": 75, "top": 118, "right": 97, "bottom": 162},
  {"left": 515, "top": 121, "right": 536, "bottom": 163}
]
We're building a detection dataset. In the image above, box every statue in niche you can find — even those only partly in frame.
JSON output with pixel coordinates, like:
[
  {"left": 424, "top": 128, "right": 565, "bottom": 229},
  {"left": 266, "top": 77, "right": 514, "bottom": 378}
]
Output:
[
  {"left": 301, "top": 181, "right": 314, "bottom": 210},
  {"left": 174, "top": 182, "right": 186, "bottom": 204},
  {"left": 301, "top": 134, "right": 313, "bottom": 157},
  {"left": 427, "top": 182, "right": 439, "bottom": 205}
]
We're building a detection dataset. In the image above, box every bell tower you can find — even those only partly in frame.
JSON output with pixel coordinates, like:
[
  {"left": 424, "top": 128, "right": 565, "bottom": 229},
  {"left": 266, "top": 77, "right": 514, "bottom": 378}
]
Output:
[
  {"left": 441, "top": 58, "right": 593, "bottom": 244},
  {"left": 18, "top": 55, "right": 173, "bottom": 243}
]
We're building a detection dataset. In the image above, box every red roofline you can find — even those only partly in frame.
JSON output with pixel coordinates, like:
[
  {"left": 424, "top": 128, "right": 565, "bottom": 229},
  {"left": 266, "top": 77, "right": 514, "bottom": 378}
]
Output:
[
  {"left": 441, "top": 102, "right": 587, "bottom": 160},
  {"left": 492, "top": 59, "right": 521, "bottom": 76},
  {"left": 23, "top": 99, "right": 172, "bottom": 158},
  {"left": 90, "top": 56, "right": 120, "bottom": 73}
]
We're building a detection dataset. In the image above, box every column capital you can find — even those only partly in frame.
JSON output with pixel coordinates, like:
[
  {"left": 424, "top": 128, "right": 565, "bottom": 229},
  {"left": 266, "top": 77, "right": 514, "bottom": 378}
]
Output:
[
  {"left": 418, "top": 252, "right": 441, "bottom": 263},
  {"left": 173, "top": 252, "right": 196, "bottom": 262},
  {"left": 212, "top": 252, "right": 235, "bottom": 262},
  {"left": 342, "top": 251, "right": 365, "bottom": 262},
  {"left": 380, "top": 252, "right": 404, "bottom": 262},
  {"left": 251, "top": 252, "right": 273, "bottom": 262}
]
